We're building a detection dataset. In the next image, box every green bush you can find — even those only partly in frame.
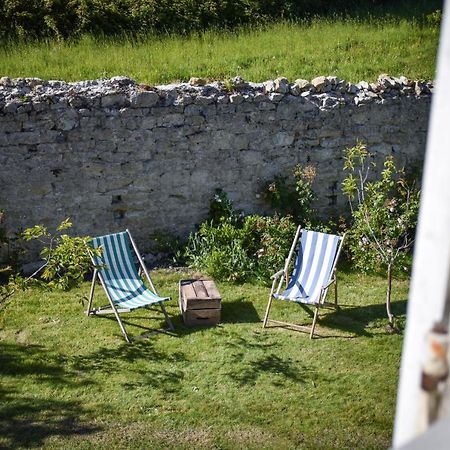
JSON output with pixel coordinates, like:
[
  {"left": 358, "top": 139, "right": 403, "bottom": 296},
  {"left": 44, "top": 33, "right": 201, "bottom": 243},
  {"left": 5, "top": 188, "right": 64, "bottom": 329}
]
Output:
[
  {"left": 263, "top": 164, "right": 317, "bottom": 226},
  {"left": 0, "top": 0, "right": 440, "bottom": 41},
  {"left": 184, "top": 191, "right": 296, "bottom": 283},
  {"left": 243, "top": 214, "right": 297, "bottom": 281},
  {"left": 342, "top": 142, "right": 420, "bottom": 275},
  {"left": 1, "top": 218, "right": 100, "bottom": 308},
  {"left": 207, "top": 188, "right": 241, "bottom": 224},
  {"left": 184, "top": 218, "right": 254, "bottom": 282}
]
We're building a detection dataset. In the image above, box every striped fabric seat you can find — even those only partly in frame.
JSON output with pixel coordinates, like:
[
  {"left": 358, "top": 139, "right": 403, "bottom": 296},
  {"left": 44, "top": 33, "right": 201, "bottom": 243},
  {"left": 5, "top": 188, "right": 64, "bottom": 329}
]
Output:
[
  {"left": 91, "top": 231, "right": 169, "bottom": 310},
  {"left": 274, "top": 230, "right": 341, "bottom": 305}
]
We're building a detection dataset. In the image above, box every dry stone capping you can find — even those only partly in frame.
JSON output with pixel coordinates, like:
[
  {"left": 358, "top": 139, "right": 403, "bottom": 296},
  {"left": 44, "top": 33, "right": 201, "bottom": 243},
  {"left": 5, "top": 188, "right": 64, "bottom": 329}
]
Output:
[
  {"left": 0, "top": 74, "right": 431, "bottom": 258},
  {"left": 0, "top": 74, "right": 432, "bottom": 112}
]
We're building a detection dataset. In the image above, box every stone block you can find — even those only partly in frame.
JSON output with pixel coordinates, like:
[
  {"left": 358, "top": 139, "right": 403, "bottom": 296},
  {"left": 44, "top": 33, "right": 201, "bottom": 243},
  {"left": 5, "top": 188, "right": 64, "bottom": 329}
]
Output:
[
  {"left": 195, "top": 95, "right": 215, "bottom": 106},
  {"left": 6, "top": 131, "right": 42, "bottom": 145},
  {"left": 273, "top": 132, "right": 295, "bottom": 147},
  {"left": 101, "top": 93, "right": 129, "bottom": 108},
  {"left": 130, "top": 91, "right": 159, "bottom": 108},
  {"left": 56, "top": 109, "right": 79, "bottom": 131},
  {"left": 274, "top": 77, "right": 290, "bottom": 94}
]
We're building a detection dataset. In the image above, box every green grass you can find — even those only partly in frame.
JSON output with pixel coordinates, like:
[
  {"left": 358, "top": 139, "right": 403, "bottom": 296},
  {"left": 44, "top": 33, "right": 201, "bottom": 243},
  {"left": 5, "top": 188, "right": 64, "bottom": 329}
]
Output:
[
  {"left": 0, "top": 18, "right": 438, "bottom": 84},
  {"left": 0, "top": 267, "right": 408, "bottom": 449}
]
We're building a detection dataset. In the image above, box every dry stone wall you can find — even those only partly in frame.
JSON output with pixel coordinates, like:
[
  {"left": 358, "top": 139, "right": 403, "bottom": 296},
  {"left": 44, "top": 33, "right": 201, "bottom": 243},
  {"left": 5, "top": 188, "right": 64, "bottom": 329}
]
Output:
[{"left": 0, "top": 74, "right": 431, "bottom": 253}]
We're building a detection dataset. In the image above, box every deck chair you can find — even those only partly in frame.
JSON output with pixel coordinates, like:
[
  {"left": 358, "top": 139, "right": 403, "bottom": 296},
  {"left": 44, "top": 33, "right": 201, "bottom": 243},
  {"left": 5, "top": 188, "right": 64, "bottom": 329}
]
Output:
[
  {"left": 263, "top": 226, "right": 345, "bottom": 338},
  {"left": 86, "top": 229, "right": 173, "bottom": 343}
]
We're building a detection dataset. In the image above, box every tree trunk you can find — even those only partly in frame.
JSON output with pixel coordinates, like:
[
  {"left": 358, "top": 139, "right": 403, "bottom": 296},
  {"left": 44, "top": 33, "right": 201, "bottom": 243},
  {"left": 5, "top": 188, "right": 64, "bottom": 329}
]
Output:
[{"left": 386, "top": 262, "right": 394, "bottom": 326}]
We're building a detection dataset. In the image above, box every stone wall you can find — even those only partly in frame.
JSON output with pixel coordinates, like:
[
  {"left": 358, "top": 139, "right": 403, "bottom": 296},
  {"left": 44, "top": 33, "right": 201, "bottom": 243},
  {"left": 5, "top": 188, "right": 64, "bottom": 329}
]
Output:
[{"left": 0, "top": 74, "right": 431, "bottom": 253}]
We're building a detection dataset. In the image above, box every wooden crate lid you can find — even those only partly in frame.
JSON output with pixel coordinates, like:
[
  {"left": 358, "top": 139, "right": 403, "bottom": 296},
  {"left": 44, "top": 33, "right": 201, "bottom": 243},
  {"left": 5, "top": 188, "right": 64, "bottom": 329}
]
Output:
[{"left": 180, "top": 279, "right": 221, "bottom": 301}]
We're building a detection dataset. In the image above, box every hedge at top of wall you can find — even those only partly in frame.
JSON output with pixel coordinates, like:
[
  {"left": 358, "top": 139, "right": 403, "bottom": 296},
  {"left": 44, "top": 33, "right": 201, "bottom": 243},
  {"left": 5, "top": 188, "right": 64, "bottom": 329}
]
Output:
[{"left": 0, "top": 74, "right": 431, "bottom": 259}]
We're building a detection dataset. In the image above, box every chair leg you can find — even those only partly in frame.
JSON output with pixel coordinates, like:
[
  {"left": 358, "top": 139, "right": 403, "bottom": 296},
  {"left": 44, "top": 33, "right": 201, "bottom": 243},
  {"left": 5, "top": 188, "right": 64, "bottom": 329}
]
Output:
[
  {"left": 111, "top": 307, "right": 132, "bottom": 343},
  {"left": 160, "top": 303, "right": 174, "bottom": 330},
  {"left": 263, "top": 296, "right": 274, "bottom": 328},
  {"left": 334, "top": 275, "right": 338, "bottom": 307},
  {"left": 86, "top": 269, "right": 97, "bottom": 315},
  {"left": 310, "top": 306, "right": 320, "bottom": 339}
]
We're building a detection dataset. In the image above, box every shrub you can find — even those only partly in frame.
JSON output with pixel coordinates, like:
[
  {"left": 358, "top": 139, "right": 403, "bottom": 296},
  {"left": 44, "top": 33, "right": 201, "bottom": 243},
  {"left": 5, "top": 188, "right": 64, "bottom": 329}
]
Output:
[
  {"left": 207, "top": 188, "right": 241, "bottom": 224},
  {"left": 184, "top": 218, "right": 254, "bottom": 282},
  {"left": 184, "top": 191, "right": 296, "bottom": 283},
  {"left": 1, "top": 0, "right": 436, "bottom": 41},
  {"left": 1, "top": 218, "right": 100, "bottom": 308},
  {"left": 243, "top": 214, "right": 297, "bottom": 281},
  {"left": 263, "top": 164, "right": 317, "bottom": 226},
  {"left": 20, "top": 218, "right": 100, "bottom": 291},
  {"left": 342, "top": 141, "right": 420, "bottom": 328}
]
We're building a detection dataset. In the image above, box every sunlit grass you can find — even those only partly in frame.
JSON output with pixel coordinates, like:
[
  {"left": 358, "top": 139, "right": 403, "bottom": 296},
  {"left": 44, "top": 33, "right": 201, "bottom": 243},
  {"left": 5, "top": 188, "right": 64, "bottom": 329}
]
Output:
[
  {"left": 0, "top": 267, "right": 408, "bottom": 449},
  {"left": 0, "top": 18, "right": 438, "bottom": 84}
]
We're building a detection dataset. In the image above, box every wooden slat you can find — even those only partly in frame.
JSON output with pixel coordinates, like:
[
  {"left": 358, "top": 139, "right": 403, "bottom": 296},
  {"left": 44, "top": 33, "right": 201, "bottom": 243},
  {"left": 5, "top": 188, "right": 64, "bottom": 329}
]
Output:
[
  {"left": 182, "top": 281, "right": 197, "bottom": 301},
  {"left": 183, "top": 308, "right": 220, "bottom": 326},
  {"left": 192, "top": 280, "right": 209, "bottom": 299},
  {"left": 202, "top": 279, "right": 221, "bottom": 300},
  {"left": 267, "top": 319, "right": 312, "bottom": 333}
]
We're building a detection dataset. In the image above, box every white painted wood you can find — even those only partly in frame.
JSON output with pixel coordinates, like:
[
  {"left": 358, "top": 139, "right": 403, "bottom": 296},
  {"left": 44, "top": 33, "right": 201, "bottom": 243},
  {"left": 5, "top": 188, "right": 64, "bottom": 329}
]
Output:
[
  {"left": 393, "top": 2, "right": 450, "bottom": 447},
  {"left": 397, "top": 415, "right": 450, "bottom": 449}
]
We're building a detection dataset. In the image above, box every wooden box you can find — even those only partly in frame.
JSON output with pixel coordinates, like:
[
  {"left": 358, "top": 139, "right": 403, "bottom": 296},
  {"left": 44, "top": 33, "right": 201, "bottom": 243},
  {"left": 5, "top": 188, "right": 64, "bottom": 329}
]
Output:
[{"left": 178, "top": 279, "right": 221, "bottom": 326}]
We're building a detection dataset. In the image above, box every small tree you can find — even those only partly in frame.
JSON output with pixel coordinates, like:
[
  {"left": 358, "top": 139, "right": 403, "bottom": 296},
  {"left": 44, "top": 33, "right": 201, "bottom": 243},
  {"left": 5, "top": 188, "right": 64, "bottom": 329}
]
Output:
[
  {"left": 342, "top": 141, "right": 420, "bottom": 328},
  {"left": 1, "top": 218, "right": 100, "bottom": 308}
]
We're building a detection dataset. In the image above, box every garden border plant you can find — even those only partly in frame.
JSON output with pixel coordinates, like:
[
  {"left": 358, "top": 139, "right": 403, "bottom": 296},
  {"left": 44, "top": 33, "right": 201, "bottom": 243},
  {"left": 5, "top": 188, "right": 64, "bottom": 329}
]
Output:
[
  {"left": 342, "top": 141, "right": 420, "bottom": 329},
  {"left": 0, "top": 217, "right": 100, "bottom": 309},
  {"left": 183, "top": 166, "right": 321, "bottom": 284}
]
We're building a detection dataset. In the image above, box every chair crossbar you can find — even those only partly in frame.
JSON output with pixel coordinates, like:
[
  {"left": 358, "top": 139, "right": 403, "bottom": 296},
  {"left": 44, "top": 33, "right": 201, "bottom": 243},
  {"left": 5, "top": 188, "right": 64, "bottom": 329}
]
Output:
[{"left": 88, "top": 307, "right": 131, "bottom": 315}]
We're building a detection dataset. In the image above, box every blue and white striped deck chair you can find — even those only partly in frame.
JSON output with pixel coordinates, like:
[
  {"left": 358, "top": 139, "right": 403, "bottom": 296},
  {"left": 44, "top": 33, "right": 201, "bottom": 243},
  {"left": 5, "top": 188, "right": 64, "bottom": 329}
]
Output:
[
  {"left": 263, "top": 226, "right": 346, "bottom": 338},
  {"left": 86, "top": 229, "right": 173, "bottom": 343}
]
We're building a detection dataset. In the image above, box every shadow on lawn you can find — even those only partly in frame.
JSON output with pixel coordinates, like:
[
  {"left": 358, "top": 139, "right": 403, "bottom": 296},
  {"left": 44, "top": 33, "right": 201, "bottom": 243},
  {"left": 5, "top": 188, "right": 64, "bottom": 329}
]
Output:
[
  {"left": 264, "top": 296, "right": 407, "bottom": 338},
  {"left": 0, "top": 343, "right": 100, "bottom": 449},
  {"left": 222, "top": 332, "right": 314, "bottom": 386},
  {"left": 227, "top": 351, "right": 313, "bottom": 386},
  {"left": 0, "top": 336, "right": 190, "bottom": 448},
  {"left": 320, "top": 299, "right": 408, "bottom": 337},
  {"left": 70, "top": 340, "right": 187, "bottom": 394},
  {"left": 221, "top": 298, "right": 260, "bottom": 324}
]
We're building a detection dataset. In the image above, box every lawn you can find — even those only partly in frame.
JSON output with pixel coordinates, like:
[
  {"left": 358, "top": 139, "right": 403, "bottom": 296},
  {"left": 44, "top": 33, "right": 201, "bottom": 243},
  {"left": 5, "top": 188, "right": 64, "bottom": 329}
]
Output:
[
  {"left": 0, "top": 17, "right": 438, "bottom": 84},
  {"left": 0, "top": 267, "right": 408, "bottom": 449}
]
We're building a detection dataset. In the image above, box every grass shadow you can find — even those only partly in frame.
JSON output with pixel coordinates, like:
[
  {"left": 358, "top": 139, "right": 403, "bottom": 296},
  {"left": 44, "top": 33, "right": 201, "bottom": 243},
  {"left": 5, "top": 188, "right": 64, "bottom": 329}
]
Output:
[
  {"left": 221, "top": 298, "right": 260, "bottom": 324},
  {"left": 69, "top": 341, "right": 187, "bottom": 394},
  {"left": 264, "top": 295, "right": 407, "bottom": 338},
  {"left": 227, "top": 352, "right": 313, "bottom": 386},
  {"left": 220, "top": 333, "right": 315, "bottom": 386},
  {"left": 160, "top": 297, "right": 261, "bottom": 338},
  {"left": 94, "top": 313, "right": 171, "bottom": 333},
  {"left": 0, "top": 343, "right": 101, "bottom": 449},
  {"left": 320, "top": 299, "right": 408, "bottom": 337}
]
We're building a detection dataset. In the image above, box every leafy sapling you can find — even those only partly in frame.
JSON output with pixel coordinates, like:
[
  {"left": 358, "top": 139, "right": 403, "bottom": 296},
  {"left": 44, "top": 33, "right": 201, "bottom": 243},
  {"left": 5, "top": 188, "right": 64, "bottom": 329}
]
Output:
[{"left": 342, "top": 141, "right": 420, "bottom": 329}]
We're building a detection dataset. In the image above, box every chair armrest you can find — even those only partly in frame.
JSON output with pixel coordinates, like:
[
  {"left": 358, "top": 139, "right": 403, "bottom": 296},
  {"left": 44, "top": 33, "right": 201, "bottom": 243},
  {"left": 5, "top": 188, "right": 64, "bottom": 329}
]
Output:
[{"left": 271, "top": 269, "right": 285, "bottom": 279}]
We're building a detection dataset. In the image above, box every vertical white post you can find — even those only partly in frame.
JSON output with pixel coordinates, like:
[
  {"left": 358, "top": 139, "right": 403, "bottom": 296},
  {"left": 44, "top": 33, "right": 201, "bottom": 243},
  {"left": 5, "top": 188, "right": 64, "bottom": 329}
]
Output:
[{"left": 393, "top": 2, "right": 450, "bottom": 447}]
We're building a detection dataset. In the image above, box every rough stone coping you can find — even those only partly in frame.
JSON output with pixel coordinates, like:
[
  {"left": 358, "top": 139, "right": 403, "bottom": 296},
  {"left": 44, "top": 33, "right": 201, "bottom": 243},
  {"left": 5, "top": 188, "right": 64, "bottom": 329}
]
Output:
[{"left": 0, "top": 74, "right": 433, "bottom": 113}]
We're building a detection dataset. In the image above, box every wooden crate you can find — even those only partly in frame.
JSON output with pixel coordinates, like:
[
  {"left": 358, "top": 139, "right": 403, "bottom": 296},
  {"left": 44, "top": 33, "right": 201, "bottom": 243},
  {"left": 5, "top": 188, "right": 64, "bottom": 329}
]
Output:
[{"left": 178, "top": 279, "right": 221, "bottom": 326}]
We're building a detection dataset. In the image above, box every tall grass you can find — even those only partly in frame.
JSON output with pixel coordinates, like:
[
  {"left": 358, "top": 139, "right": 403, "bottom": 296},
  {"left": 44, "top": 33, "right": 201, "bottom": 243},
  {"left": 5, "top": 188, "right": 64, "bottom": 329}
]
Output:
[{"left": 0, "top": 17, "right": 438, "bottom": 84}]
